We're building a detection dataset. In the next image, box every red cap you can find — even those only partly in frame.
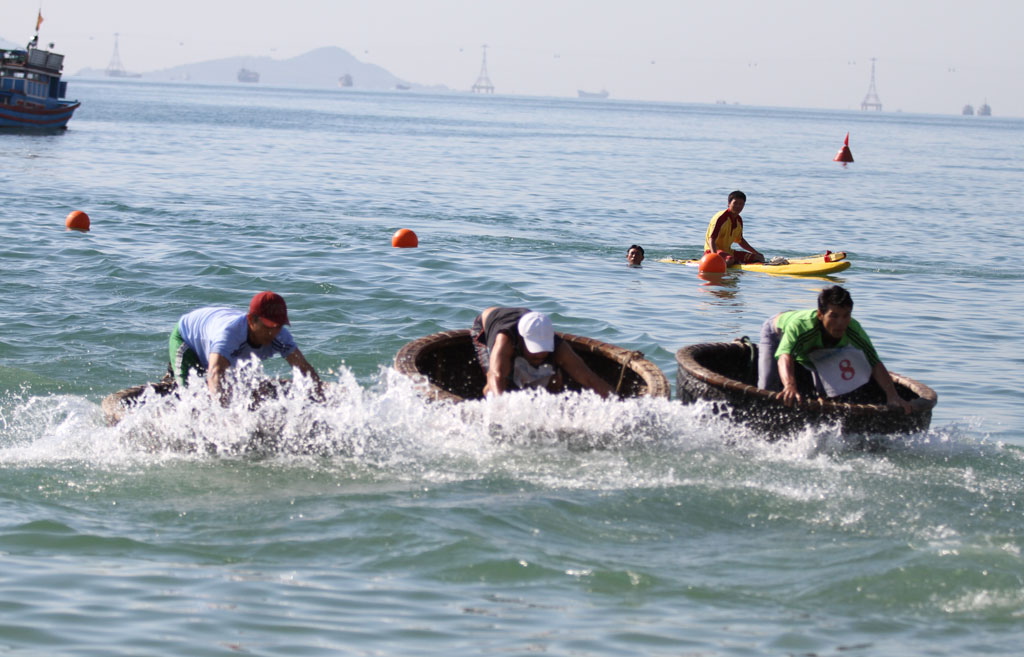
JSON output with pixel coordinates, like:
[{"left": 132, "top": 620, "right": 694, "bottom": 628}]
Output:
[{"left": 249, "top": 291, "right": 290, "bottom": 327}]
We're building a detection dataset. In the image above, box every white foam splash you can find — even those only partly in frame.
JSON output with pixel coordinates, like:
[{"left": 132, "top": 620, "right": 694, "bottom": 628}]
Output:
[{"left": 0, "top": 365, "right": 1009, "bottom": 488}]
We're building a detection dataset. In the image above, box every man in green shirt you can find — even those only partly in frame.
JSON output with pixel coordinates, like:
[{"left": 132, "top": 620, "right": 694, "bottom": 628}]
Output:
[{"left": 757, "top": 286, "right": 912, "bottom": 413}]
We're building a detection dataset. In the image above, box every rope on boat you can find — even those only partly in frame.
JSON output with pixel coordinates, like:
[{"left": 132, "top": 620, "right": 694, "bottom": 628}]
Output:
[
  {"left": 732, "top": 336, "right": 757, "bottom": 382},
  {"left": 615, "top": 350, "right": 643, "bottom": 395}
]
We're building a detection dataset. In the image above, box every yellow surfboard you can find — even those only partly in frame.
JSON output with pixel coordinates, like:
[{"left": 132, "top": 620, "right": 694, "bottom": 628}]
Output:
[{"left": 659, "top": 252, "right": 851, "bottom": 276}]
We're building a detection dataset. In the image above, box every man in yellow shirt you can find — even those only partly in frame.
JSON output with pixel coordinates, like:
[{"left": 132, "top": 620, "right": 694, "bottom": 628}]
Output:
[{"left": 704, "top": 190, "right": 764, "bottom": 266}]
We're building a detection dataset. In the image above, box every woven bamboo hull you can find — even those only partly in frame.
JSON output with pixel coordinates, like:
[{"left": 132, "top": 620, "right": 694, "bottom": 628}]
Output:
[
  {"left": 101, "top": 380, "right": 178, "bottom": 426},
  {"left": 394, "top": 329, "right": 670, "bottom": 402},
  {"left": 100, "top": 378, "right": 298, "bottom": 427},
  {"left": 675, "top": 341, "right": 937, "bottom": 437}
]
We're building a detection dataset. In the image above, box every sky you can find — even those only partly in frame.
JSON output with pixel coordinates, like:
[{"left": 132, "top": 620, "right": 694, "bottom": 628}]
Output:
[{"left": 3, "top": 0, "right": 1022, "bottom": 116}]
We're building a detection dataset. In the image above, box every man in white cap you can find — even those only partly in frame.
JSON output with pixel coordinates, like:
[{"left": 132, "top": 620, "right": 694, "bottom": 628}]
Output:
[{"left": 470, "top": 307, "right": 613, "bottom": 398}]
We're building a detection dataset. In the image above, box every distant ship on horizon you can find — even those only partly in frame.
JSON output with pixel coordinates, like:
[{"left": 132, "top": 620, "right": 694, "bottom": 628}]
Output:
[
  {"left": 577, "top": 89, "right": 609, "bottom": 99},
  {"left": 106, "top": 68, "right": 141, "bottom": 78},
  {"left": 237, "top": 68, "right": 259, "bottom": 83},
  {"left": 963, "top": 102, "right": 992, "bottom": 116},
  {"left": 338, "top": 73, "right": 353, "bottom": 88}
]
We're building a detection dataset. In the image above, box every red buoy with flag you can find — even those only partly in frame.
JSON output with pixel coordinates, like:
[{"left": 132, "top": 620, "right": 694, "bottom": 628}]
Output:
[{"left": 834, "top": 132, "right": 854, "bottom": 163}]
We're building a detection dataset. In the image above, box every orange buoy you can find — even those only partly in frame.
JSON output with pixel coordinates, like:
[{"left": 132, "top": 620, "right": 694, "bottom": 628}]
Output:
[
  {"left": 391, "top": 228, "right": 418, "bottom": 248},
  {"left": 833, "top": 132, "right": 854, "bottom": 163},
  {"left": 65, "top": 210, "right": 90, "bottom": 231},
  {"left": 698, "top": 251, "right": 727, "bottom": 274}
]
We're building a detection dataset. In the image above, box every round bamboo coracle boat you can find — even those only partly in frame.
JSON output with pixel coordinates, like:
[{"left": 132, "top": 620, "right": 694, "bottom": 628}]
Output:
[
  {"left": 101, "top": 379, "right": 178, "bottom": 426},
  {"left": 100, "top": 377, "right": 300, "bottom": 426},
  {"left": 675, "top": 340, "right": 937, "bottom": 437},
  {"left": 394, "top": 329, "right": 670, "bottom": 402}
]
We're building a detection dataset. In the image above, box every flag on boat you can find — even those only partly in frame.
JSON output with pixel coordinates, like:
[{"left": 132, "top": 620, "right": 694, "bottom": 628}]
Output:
[{"left": 36, "top": 10, "right": 44, "bottom": 31}]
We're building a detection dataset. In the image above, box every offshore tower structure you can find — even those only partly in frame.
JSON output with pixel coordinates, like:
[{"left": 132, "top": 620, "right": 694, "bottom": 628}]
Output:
[
  {"left": 105, "top": 33, "right": 138, "bottom": 78},
  {"left": 471, "top": 45, "right": 494, "bottom": 94},
  {"left": 861, "top": 58, "right": 882, "bottom": 111}
]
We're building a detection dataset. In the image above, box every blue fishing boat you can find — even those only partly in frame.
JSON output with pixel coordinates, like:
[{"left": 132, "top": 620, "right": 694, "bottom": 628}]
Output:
[{"left": 0, "top": 39, "right": 79, "bottom": 129}]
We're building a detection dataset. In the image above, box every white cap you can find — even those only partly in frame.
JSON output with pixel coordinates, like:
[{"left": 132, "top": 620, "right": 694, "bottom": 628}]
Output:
[{"left": 517, "top": 311, "right": 554, "bottom": 353}]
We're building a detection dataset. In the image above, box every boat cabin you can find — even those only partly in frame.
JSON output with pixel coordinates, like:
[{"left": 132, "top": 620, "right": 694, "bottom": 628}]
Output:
[{"left": 0, "top": 47, "right": 70, "bottom": 108}]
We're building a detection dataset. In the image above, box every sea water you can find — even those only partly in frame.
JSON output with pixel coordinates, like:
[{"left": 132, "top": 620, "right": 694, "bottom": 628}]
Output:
[{"left": 1, "top": 79, "right": 1022, "bottom": 655}]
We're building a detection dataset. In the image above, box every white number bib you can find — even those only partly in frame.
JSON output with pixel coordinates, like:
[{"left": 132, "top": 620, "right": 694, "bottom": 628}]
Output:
[
  {"left": 512, "top": 356, "right": 556, "bottom": 390},
  {"left": 807, "top": 346, "right": 871, "bottom": 397}
]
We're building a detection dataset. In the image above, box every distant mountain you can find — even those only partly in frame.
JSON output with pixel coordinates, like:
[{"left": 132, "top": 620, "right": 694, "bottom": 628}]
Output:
[
  {"left": 71, "top": 46, "right": 445, "bottom": 91},
  {"left": 1, "top": 35, "right": 23, "bottom": 49}
]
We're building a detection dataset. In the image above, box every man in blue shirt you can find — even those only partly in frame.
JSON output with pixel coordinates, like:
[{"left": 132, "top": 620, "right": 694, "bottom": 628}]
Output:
[{"left": 169, "top": 291, "right": 320, "bottom": 396}]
